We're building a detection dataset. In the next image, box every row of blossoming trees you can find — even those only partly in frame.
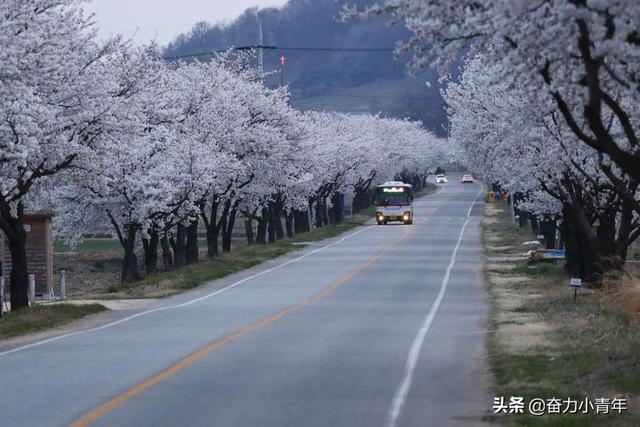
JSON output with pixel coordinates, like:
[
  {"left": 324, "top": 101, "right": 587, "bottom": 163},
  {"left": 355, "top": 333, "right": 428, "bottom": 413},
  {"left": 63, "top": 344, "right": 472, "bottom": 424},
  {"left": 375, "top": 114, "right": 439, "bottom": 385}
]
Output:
[
  {"left": 0, "top": 0, "right": 446, "bottom": 310},
  {"left": 348, "top": 0, "right": 640, "bottom": 285}
]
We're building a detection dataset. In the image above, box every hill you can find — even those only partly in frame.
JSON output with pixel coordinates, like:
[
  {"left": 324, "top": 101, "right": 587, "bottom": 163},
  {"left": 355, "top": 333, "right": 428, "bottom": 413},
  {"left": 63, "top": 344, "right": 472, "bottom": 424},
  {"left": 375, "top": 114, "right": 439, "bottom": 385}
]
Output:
[{"left": 163, "top": 0, "right": 448, "bottom": 135}]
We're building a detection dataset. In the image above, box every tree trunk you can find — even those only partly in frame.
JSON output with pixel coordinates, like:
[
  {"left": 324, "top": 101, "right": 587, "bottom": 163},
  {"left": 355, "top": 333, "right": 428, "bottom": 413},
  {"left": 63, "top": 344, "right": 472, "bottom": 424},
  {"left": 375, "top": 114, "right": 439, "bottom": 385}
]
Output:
[
  {"left": 304, "top": 209, "right": 311, "bottom": 232},
  {"left": 274, "top": 202, "right": 285, "bottom": 240},
  {"left": 285, "top": 212, "right": 294, "bottom": 238},
  {"left": 321, "top": 201, "right": 329, "bottom": 226},
  {"left": 267, "top": 204, "right": 277, "bottom": 243},
  {"left": 160, "top": 234, "right": 174, "bottom": 271},
  {"left": 530, "top": 217, "right": 539, "bottom": 236},
  {"left": 562, "top": 204, "right": 602, "bottom": 285},
  {"left": 7, "top": 225, "right": 29, "bottom": 310},
  {"left": 541, "top": 216, "right": 556, "bottom": 249},
  {"left": 185, "top": 219, "right": 199, "bottom": 265},
  {"left": 202, "top": 199, "right": 220, "bottom": 258},
  {"left": 244, "top": 217, "right": 254, "bottom": 245},
  {"left": 314, "top": 201, "right": 323, "bottom": 228},
  {"left": 614, "top": 200, "right": 636, "bottom": 261},
  {"left": 172, "top": 224, "right": 187, "bottom": 268},
  {"left": 332, "top": 192, "right": 343, "bottom": 225},
  {"left": 121, "top": 227, "right": 140, "bottom": 283},
  {"left": 353, "top": 186, "right": 370, "bottom": 213},
  {"left": 257, "top": 209, "right": 268, "bottom": 244},
  {"left": 222, "top": 202, "right": 239, "bottom": 253},
  {"left": 142, "top": 229, "right": 159, "bottom": 276},
  {"left": 293, "top": 210, "right": 303, "bottom": 234},
  {"left": 517, "top": 212, "right": 529, "bottom": 228}
]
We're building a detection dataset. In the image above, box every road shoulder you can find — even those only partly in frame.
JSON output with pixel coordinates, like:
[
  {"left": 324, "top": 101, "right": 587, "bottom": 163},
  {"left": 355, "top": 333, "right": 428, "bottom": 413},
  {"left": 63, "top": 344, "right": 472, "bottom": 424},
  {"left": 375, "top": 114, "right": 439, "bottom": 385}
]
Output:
[{"left": 484, "top": 201, "right": 640, "bottom": 426}]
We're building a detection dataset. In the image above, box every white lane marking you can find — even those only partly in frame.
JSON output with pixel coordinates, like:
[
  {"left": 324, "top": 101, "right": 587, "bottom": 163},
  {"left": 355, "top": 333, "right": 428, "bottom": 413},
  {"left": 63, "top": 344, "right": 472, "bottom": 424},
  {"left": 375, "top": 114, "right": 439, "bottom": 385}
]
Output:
[
  {"left": 466, "top": 183, "right": 483, "bottom": 217},
  {"left": 0, "top": 226, "right": 370, "bottom": 358},
  {"left": 386, "top": 218, "right": 471, "bottom": 427},
  {"left": 386, "top": 184, "right": 482, "bottom": 427}
]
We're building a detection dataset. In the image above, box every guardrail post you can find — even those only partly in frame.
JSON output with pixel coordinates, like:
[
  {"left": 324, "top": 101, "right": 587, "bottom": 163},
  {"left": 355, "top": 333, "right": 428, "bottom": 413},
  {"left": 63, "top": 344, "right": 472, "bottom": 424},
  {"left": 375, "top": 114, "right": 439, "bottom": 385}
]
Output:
[
  {"left": 28, "top": 274, "right": 35, "bottom": 306},
  {"left": 60, "top": 269, "right": 66, "bottom": 301}
]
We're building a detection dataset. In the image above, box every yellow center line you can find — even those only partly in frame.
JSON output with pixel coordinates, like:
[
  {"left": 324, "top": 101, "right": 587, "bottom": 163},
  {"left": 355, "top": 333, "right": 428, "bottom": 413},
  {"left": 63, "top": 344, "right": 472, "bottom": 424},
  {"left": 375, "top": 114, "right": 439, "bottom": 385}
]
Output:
[{"left": 71, "top": 199, "right": 447, "bottom": 427}]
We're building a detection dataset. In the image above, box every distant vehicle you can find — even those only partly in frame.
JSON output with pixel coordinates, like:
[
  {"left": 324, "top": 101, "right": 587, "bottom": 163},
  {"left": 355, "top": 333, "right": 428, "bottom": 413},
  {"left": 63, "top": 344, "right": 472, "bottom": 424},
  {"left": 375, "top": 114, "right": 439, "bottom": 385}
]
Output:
[
  {"left": 461, "top": 174, "right": 474, "bottom": 183},
  {"left": 435, "top": 174, "right": 448, "bottom": 184},
  {"left": 375, "top": 181, "right": 413, "bottom": 225}
]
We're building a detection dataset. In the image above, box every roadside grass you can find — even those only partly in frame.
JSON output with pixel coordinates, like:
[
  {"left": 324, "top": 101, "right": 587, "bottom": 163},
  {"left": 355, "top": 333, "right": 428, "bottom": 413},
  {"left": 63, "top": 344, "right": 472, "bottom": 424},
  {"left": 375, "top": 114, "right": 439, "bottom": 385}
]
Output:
[
  {"left": 511, "top": 263, "right": 566, "bottom": 278},
  {"left": 0, "top": 304, "right": 106, "bottom": 340},
  {"left": 101, "top": 207, "right": 377, "bottom": 299},
  {"left": 54, "top": 237, "right": 215, "bottom": 254},
  {"left": 415, "top": 182, "right": 438, "bottom": 198},
  {"left": 484, "top": 201, "right": 640, "bottom": 426}
]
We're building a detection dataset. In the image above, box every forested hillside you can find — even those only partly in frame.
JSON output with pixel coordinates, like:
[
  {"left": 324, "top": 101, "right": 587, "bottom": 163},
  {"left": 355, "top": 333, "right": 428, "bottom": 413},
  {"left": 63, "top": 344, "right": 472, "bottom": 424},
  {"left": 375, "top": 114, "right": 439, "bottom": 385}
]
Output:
[{"left": 163, "top": 0, "right": 448, "bottom": 135}]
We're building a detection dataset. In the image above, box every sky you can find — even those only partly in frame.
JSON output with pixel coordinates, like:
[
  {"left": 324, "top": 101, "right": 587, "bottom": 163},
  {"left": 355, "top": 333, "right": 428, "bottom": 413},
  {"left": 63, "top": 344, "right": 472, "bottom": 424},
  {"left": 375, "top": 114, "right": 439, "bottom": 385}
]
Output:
[{"left": 85, "top": 0, "right": 289, "bottom": 46}]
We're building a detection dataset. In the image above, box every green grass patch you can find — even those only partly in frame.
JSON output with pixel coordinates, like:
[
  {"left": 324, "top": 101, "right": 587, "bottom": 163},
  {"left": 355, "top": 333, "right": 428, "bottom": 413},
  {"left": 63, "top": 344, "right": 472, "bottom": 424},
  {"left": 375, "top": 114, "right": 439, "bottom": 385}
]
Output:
[
  {"left": 55, "top": 239, "right": 124, "bottom": 254},
  {"left": 55, "top": 238, "right": 217, "bottom": 254},
  {"left": 608, "top": 367, "right": 640, "bottom": 394},
  {"left": 0, "top": 304, "right": 107, "bottom": 339},
  {"left": 512, "top": 262, "right": 566, "bottom": 278}
]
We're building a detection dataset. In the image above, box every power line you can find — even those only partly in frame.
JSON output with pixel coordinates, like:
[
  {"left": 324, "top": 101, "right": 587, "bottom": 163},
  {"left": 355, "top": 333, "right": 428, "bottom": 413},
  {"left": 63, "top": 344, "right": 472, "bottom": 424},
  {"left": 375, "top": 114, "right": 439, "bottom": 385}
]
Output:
[
  {"left": 274, "top": 46, "right": 394, "bottom": 52},
  {"left": 288, "top": 90, "right": 433, "bottom": 102},
  {"left": 163, "top": 46, "right": 259, "bottom": 60},
  {"left": 162, "top": 45, "right": 395, "bottom": 60}
]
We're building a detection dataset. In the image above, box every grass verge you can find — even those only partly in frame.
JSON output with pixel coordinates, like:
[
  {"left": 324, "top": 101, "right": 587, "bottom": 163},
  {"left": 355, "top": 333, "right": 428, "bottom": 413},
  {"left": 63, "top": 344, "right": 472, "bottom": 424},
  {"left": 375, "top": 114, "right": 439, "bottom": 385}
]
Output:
[
  {"left": 0, "top": 304, "right": 107, "bottom": 340},
  {"left": 102, "top": 206, "right": 378, "bottom": 299},
  {"left": 484, "top": 201, "right": 640, "bottom": 426}
]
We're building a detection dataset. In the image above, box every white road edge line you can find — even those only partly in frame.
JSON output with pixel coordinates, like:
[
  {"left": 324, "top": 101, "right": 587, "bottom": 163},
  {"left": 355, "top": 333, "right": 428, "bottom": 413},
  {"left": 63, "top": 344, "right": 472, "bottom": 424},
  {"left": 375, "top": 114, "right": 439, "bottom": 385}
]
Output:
[
  {"left": 386, "top": 183, "right": 482, "bottom": 427},
  {"left": 0, "top": 226, "right": 370, "bottom": 358}
]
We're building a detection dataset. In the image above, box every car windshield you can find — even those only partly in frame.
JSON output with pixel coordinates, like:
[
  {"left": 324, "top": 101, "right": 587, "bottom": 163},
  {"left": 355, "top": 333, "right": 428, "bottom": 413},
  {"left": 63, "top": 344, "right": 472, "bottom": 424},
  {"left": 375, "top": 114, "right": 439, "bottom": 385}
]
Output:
[{"left": 375, "top": 187, "right": 411, "bottom": 206}]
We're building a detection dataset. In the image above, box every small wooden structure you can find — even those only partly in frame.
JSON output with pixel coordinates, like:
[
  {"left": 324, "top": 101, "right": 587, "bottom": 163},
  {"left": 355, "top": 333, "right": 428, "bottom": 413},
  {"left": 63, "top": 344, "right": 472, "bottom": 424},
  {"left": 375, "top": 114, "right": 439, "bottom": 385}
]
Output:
[{"left": 0, "top": 213, "right": 55, "bottom": 299}]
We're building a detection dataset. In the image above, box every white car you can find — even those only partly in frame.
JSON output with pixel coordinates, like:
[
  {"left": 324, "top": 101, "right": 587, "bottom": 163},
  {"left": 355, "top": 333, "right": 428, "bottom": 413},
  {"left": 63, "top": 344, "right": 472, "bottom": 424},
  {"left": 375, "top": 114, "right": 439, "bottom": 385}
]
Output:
[
  {"left": 461, "top": 174, "right": 474, "bottom": 183},
  {"left": 435, "top": 174, "right": 448, "bottom": 184}
]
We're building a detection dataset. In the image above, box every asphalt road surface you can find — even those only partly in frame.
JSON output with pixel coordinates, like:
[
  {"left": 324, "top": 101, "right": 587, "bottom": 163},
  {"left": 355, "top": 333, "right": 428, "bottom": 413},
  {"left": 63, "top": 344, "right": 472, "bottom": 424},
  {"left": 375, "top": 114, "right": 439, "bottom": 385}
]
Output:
[{"left": 0, "top": 178, "right": 493, "bottom": 427}]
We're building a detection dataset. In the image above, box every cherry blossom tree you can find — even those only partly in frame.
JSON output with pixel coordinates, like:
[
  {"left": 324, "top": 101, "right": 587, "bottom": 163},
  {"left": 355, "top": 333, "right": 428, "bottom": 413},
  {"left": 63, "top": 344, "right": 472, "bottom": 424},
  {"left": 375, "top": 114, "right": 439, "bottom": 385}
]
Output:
[
  {"left": 53, "top": 45, "right": 190, "bottom": 283},
  {"left": 6, "top": 2, "right": 449, "bottom": 292},
  {"left": 346, "top": 1, "right": 640, "bottom": 189},
  {"left": 445, "top": 56, "right": 640, "bottom": 283},
  {"left": 0, "top": 0, "right": 118, "bottom": 309}
]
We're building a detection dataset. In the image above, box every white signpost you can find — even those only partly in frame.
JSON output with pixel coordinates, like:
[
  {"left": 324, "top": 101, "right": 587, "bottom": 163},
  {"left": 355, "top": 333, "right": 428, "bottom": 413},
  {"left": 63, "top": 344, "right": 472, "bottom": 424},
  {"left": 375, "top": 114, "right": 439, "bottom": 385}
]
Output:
[{"left": 570, "top": 277, "right": 582, "bottom": 302}]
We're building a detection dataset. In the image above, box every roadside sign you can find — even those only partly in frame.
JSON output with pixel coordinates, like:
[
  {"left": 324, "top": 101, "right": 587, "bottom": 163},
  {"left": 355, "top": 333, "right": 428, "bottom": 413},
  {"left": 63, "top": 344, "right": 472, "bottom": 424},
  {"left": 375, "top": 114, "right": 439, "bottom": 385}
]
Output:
[{"left": 570, "top": 277, "right": 582, "bottom": 302}]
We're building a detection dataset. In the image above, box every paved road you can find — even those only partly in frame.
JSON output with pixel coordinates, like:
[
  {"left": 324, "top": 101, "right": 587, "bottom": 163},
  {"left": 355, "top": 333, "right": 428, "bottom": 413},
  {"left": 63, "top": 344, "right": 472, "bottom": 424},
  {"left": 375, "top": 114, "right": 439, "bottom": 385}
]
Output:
[{"left": 0, "top": 179, "right": 493, "bottom": 427}]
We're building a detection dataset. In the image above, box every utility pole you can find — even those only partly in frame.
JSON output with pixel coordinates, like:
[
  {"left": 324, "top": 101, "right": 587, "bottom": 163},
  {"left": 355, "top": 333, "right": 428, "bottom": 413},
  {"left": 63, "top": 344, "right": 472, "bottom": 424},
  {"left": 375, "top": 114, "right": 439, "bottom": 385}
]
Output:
[
  {"left": 280, "top": 55, "right": 287, "bottom": 87},
  {"left": 257, "top": 11, "right": 264, "bottom": 78}
]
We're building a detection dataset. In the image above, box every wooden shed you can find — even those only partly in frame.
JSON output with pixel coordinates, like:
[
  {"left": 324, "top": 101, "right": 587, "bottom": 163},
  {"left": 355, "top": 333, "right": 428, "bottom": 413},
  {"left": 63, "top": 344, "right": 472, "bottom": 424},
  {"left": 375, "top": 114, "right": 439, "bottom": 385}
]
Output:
[{"left": 0, "top": 213, "right": 55, "bottom": 299}]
